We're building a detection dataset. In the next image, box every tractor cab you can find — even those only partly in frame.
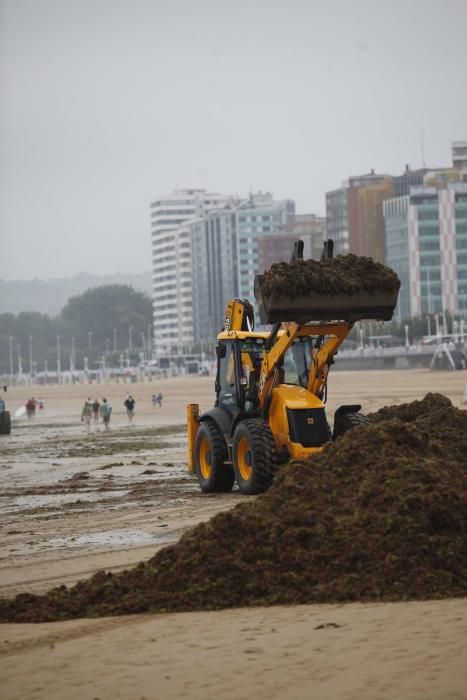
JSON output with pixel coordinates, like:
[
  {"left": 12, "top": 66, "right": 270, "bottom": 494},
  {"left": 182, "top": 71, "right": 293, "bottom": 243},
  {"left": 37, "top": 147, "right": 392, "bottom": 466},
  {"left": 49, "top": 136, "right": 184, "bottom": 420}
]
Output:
[
  {"left": 214, "top": 333, "right": 315, "bottom": 418},
  {"left": 215, "top": 334, "right": 265, "bottom": 415}
]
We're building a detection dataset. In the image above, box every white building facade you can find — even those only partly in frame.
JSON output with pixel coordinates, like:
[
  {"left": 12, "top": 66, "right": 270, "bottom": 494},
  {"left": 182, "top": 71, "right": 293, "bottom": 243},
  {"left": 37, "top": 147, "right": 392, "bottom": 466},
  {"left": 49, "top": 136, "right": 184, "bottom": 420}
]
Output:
[
  {"left": 189, "top": 193, "right": 295, "bottom": 341},
  {"left": 150, "top": 189, "right": 231, "bottom": 353},
  {"left": 150, "top": 190, "right": 295, "bottom": 351}
]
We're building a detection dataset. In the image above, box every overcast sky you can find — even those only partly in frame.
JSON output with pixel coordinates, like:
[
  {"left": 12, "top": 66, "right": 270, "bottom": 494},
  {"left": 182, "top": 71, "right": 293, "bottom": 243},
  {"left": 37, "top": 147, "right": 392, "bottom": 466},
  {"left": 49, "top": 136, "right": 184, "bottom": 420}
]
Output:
[{"left": 1, "top": 0, "right": 466, "bottom": 280}]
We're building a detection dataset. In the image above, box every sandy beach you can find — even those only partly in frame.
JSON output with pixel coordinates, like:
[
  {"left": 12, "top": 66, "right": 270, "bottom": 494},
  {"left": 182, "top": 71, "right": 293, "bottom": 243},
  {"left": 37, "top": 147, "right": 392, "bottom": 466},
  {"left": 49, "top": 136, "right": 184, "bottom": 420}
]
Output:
[{"left": 1, "top": 369, "right": 467, "bottom": 699}]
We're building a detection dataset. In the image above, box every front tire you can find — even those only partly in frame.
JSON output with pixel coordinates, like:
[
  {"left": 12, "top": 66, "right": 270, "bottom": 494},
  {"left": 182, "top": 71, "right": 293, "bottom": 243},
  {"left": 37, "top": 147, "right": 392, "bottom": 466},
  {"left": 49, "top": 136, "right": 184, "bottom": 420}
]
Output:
[
  {"left": 232, "top": 419, "right": 276, "bottom": 495},
  {"left": 194, "top": 421, "right": 234, "bottom": 493}
]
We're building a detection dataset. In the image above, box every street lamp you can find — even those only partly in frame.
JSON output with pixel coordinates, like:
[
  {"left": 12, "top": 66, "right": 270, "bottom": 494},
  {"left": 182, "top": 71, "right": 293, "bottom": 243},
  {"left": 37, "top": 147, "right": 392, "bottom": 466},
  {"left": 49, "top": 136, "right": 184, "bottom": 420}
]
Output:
[
  {"left": 404, "top": 324, "right": 409, "bottom": 351},
  {"left": 17, "top": 344, "right": 23, "bottom": 376},
  {"left": 129, "top": 326, "right": 134, "bottom": 352},
  {"left": 9, "top": 336, "right": 14, "bottom": 380},
  {"left": 71, "top": 337, "right": 76, "bottom": 371},
  {"left": 29, "top": 335, "right": 33, "bottom": 382},
  {"left": 427, "top": 315, "right": 432, "bottom": 337},
  {"left": 113, "top": 328, "right": 117, "bottom": 353},
  {"left": 56, "top": 335, "right": 61, "bottom": 379},
  {"left": 106, "top": 338, "right": 110, "bottom": 354},
  {"left": 147, "top": 324, "right": 152, "bottom": 360},
  {"left": 88, "top": 331, "right": 93, "bottom": 350}
]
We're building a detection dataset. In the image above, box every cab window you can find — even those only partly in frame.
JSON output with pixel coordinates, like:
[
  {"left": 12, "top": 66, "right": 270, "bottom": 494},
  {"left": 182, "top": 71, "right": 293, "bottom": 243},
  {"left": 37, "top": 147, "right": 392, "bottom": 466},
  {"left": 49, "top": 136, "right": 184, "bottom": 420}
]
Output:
[
  {"left": 283, "top": 338, "right": 312, "bottom": 387},
  {"left": 217, "top": 342, "right": 237, "bottom": 408},
  {"left": 238, "top": 337, "right": 265, "bottom": 386}
]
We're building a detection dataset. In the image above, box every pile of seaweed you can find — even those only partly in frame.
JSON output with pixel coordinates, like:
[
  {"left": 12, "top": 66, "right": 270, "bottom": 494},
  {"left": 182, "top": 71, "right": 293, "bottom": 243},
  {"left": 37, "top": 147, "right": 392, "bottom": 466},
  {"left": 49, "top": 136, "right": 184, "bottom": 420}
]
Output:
[
  {"left": 1, "top": 393, "right": 466, "bottom": 623},
  {"left": 260, "top": 254, "right": 400, "bottom": 300}
]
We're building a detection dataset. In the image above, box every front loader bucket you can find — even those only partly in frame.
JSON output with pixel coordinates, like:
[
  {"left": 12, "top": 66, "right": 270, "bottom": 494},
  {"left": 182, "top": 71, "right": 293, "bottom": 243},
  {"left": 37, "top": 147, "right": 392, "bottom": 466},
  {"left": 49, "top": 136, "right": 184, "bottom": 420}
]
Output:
[{"left": 254, "top": 275, "right": 399, "bottom": 324}]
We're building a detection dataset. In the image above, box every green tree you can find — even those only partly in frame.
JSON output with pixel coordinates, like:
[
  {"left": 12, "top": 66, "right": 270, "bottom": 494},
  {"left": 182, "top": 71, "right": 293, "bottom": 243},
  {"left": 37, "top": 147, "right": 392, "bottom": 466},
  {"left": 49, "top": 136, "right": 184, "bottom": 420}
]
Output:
[
  {"left": 61, "top": 285, "right": 152, "bottom": 366},
  {"left": 0, "top": 285, "right": 153, "bottom": 374}
]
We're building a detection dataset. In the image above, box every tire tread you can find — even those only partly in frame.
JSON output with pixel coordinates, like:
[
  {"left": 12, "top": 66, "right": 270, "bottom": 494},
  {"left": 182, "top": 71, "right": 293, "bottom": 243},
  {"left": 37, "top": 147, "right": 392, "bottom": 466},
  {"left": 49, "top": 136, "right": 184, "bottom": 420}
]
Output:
[
  {"left": 233, "top": 418, "right": 277, "bottom": 494},
  {"left": 195, "top": 421, "right": 234, "bottom": 493}
]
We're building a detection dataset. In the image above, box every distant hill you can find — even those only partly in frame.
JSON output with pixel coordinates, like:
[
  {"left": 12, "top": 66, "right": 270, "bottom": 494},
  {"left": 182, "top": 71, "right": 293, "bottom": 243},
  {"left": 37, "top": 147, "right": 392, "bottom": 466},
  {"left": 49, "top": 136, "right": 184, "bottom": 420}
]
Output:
[{"left": 0, "top": 271, "right": 152, "bottom": 316}]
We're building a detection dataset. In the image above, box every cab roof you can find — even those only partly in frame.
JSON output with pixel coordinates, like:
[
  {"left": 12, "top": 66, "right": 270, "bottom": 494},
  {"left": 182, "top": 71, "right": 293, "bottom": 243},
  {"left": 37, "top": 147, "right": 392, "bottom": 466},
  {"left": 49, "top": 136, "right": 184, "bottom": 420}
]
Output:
[{"left": 217, "top": 330, "right": 278, "bottom": 341}]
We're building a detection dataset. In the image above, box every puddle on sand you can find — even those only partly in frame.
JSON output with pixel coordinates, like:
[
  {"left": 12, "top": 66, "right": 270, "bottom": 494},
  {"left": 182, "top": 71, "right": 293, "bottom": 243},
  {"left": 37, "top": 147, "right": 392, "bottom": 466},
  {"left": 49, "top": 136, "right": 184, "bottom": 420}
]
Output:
[
  {"left": 47, "top": 528, "right": 162, "bottom": 548},
  {"left": 0, "top": 490, "right": 129, "bottom": 514}
]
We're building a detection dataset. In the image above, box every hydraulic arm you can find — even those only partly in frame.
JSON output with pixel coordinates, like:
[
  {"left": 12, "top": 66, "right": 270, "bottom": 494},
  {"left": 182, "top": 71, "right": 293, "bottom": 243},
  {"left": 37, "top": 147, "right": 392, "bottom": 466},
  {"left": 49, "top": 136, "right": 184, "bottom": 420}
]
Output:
[{"left": 257, "top": 321, "right": 353, "bottom": 411}]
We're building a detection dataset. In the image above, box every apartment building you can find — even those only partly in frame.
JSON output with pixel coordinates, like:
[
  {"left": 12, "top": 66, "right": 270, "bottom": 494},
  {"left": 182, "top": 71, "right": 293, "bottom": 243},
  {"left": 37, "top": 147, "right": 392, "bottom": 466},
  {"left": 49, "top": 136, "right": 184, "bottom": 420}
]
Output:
[
  {"left": 384, "top": 181, "right": 467, "bottom": 320},
  {"left": 257, "top": 214, "right": 326, "bottom": 272},
  {"left": 150, "top": 189, "right": 231, "bottom": 353},
  {"left": 236, "top": 193, "right": 295, "bottom": 303},
  {"left": 325, "top": 185, "right": 349, "bottom": 255},
  {"left": 452, "top": 141, "right": 467, "bottom": 174},
  {"left": 190, "top": 205, "right": 239, "bottom": 343},
  {"left": 187, "top": 193, "right": 295, "bottom": 342},
  {"left": 326, "top": 171, "right": 392, "bottom": 260}
]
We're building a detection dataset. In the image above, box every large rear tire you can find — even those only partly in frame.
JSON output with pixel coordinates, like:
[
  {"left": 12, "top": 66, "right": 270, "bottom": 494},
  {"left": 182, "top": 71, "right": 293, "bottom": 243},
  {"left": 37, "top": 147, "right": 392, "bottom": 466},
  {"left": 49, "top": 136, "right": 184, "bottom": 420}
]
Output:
[
  {"left": 0, "top": 411, "right": 11, "bottom": 435},
  {"left": 232, "top": 418, "right": 276, "bottom": 495},
  {"left": 194, "top": 421, "right": 234, "bottom": 493}
]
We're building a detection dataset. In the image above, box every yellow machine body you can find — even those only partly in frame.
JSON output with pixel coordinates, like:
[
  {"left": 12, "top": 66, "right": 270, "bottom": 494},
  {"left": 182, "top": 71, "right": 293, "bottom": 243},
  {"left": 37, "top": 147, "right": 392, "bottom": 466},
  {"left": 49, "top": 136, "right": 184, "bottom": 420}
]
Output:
[
  {"left": 186, "top": 239, "right": 398, "bottom": 494},
  {"left": 186, "top": 403, "right": 200, "bottom": 473},
  {"left": 186, "top": 322, "right": 350, "bottom": 472},
  {"left": 267, "top": 385, "right": 325, "bottom": 460}
]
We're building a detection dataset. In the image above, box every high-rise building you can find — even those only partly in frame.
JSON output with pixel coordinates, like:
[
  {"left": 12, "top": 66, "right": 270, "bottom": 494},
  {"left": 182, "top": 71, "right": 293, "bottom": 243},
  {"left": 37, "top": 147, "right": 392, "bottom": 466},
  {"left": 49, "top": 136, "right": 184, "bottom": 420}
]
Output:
[
  {"left": 393, "top": 166, "right": 429, "bottom": 198},
  {"left": 383, "top": 196, "right": 411, "bottom": 320},
  {"left": 257, "top": 214, "right": 326, "bottom": 272},
  {"left": 188, "top": 192, "right": 295, "bottom": 342},
  {"left": 326, "top": 171, "right": 392, "bottom": 260},
  {"left": 236, "top": 193, "right": 295, "bottom": 303},
  {"left": 150, "top": 189, "right": 231, "bottom": 353},
  {"left": 384, "top": 181, "right": 467, "bottom": 320},
  {"left": 452, "top": 141, "right": 467, "bottom": 175},
  {"left": 190, "top": 205, "right": 239, "bottom": 343},
  {"left": 325, "top": 185, "right": 349, "bottom": 255},
  {"left": 347, "top": 175, "right": 394, "bottom": 263}
]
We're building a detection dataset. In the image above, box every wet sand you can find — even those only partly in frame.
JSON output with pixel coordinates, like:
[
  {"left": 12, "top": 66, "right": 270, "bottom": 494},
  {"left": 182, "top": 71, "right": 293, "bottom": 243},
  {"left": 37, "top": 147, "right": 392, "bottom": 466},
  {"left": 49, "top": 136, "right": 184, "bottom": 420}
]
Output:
[{"left": 1, "top": 369, "right": 467, "bottom": 699}]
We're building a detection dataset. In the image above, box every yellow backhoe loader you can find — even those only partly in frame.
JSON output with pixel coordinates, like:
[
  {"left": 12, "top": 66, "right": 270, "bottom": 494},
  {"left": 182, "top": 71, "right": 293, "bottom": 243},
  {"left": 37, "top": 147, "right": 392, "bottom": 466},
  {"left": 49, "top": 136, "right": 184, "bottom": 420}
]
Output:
[{"left": 187, "top": 240, "right": 399, "bottom": 494}]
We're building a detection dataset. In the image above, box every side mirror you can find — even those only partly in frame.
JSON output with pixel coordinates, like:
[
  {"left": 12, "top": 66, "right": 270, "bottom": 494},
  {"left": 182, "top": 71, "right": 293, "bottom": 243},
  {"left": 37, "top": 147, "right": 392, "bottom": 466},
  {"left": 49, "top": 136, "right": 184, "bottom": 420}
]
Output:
[{"left": 216, "top": 344, "right": 227, "bottom": 359}]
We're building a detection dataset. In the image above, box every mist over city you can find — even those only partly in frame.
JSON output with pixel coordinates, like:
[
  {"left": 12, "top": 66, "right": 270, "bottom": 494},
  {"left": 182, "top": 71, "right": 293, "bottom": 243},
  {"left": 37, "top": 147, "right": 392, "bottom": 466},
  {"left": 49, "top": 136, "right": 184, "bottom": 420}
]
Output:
[{"left": 1, "top": 2, "right": 467, "bottom": 698}]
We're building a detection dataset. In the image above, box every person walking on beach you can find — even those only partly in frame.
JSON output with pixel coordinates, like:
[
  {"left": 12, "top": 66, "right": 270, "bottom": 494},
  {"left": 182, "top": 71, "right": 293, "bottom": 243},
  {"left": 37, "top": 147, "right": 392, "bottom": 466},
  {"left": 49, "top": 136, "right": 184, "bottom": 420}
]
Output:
[
  {"left": 26, "top": 398, "right": 37, "bottom": 419},
  {"left": 124, "top": 395, "right": 135, "bottom": 424},
  {"left": 156, "top": 392, "right": 163, "bottom": 407},
  {"left": 100, "top": 398, "right": 112, "bottom": 431},
  {"left": 92, "top": 399, "right": 100, "bottom": 423},
  {"left": 81, "top": 398, "right": 93, "bottom": 434}
]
